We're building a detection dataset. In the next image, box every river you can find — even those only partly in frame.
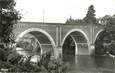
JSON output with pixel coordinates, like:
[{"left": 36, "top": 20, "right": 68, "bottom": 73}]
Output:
[{"left": 63, "top": 55, "right": 115, "bottom": 73}]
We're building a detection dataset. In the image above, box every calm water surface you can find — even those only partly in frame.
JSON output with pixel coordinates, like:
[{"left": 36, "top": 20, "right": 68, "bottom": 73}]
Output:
[{"left": 63, "top": 55, "right": 115, "bottom": 73}]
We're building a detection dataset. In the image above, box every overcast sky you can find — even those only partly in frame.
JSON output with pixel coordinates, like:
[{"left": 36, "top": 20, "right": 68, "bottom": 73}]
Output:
[{"left": 15, "top": 0, "right": 115, "bottom": 23}]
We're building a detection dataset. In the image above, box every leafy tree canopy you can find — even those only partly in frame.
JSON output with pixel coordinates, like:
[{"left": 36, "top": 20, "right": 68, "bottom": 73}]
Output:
[
  {"left": 100, "top": 15, "right": 115, "bottom": 26},
  {"left": 0, "top": 0, "right": 21, "bottom": 47},
  {"left": 83, "top": 5, "right": 97, "bottom": 24},
  {"left": 65, "top": 16, "right": 85, "bottom": 24}
]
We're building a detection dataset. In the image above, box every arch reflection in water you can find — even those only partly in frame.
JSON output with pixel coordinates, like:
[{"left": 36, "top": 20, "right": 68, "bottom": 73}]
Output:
[{"left": 67, "top": 55, "right": 115, "bottom": 73}]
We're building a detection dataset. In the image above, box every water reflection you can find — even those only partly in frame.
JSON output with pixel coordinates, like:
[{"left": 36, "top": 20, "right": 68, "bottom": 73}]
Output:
[{"left": 63, "top": 55, "right": 115, "bottom": 73}]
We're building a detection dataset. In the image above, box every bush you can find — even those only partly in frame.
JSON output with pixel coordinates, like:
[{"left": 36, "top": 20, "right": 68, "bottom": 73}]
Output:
[
  {"left": 47, "top": 58, "right": 69, "bottom": 73},
  {"left": 0, "top": 49, "right": 69, "bottom": 73}
]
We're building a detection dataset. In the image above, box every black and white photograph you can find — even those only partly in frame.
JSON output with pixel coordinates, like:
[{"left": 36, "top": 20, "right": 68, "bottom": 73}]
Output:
[{"left": 0, "top": 0, "right": 115, "bottom": 73}]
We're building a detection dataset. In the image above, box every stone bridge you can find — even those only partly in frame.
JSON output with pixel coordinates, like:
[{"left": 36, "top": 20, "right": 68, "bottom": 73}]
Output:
[{"left": 13, "top": 22, "right": 107, "bottom": 58}]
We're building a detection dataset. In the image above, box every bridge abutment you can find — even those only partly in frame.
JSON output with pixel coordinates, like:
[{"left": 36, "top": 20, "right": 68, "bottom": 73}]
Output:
[
  {"left": 55, "top": 46, "right": 62, "bottom": 58},
  {"left": 89, "top": 43, "right": 95, "bottom": 55}
]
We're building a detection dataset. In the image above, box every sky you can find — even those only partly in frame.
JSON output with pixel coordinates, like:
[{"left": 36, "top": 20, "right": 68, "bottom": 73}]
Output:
[{"left": 15, "top": 0, "right": 115, "bottom": 23}]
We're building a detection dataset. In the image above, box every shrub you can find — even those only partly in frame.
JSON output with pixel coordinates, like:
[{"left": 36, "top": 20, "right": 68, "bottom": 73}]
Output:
[{"left": 0, "top": 47, "right": 69, "bottom": 73}]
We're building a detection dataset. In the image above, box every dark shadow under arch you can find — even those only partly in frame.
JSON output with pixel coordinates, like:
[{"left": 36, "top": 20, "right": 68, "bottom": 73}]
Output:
[
  {"left": 95, "top": 30, "right": 115, "bottom": 55},
  {"left": 62, "top": 30, "right": 89, "bottom": 61}
]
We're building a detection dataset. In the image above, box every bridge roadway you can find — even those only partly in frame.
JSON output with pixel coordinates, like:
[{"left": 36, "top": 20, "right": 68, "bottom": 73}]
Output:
[{"left": 13, "top": 22, "right": 110, "bottom": 58}]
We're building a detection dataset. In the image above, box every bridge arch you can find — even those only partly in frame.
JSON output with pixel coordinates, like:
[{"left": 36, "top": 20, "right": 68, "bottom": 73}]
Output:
[
  {"left": 94, "top": 29, "right": 104, "bottom": 43},
  {"left": 61, "top": 29, "right": 90, "bottom": 56},
  {"left": 61, "top": 29, "right": 90, "bottom": 48},
  {"left": 16, "top": 28, "right": 57, "bottom": 57},
  {"left": 94, "top": 29, "right": 113, "bottom": 55}
]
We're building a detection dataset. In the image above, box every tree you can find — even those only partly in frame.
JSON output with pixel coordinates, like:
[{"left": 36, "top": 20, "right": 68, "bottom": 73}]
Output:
[
  {"left": 0, "top": 0, "right": 21, "bottom": 48},
  {"left": 100, "top": 15, "right": 111, "bottom": 25},
  {"left": 83, "top": 5, "right": 97, "bottom": 24},
  {"left": 65, "top": 16, "right": 85, "bottom": 24},
  {"left": 100, "top": 15, "right": 115, "bottom": 28},
  {"left": 65, "top": 16, "right": 75, "bottom": 24}
]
